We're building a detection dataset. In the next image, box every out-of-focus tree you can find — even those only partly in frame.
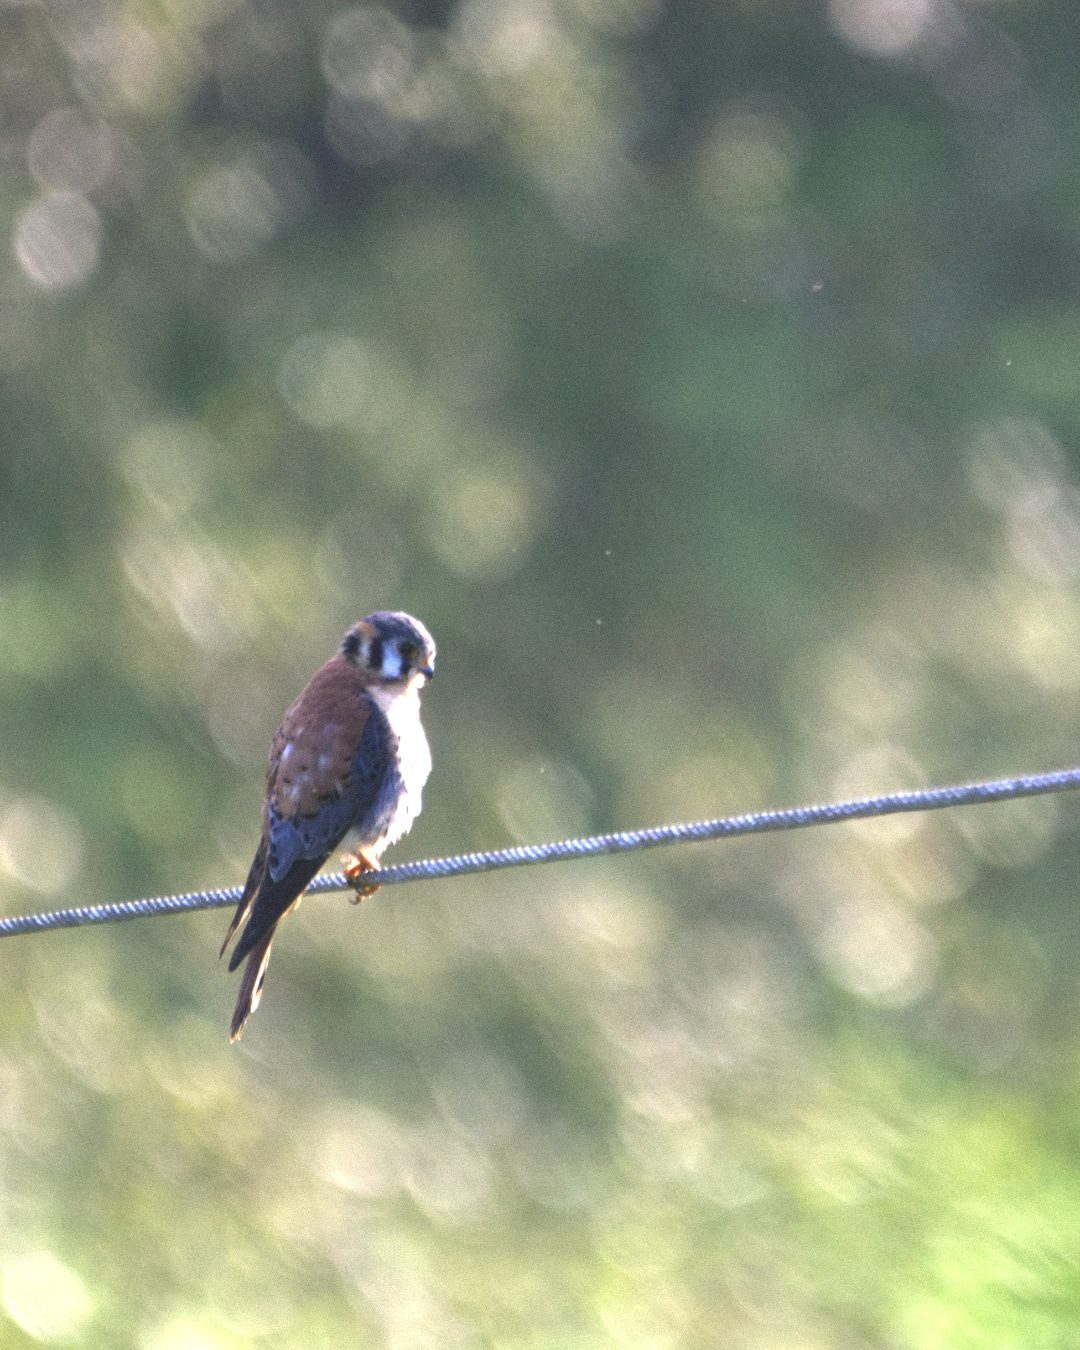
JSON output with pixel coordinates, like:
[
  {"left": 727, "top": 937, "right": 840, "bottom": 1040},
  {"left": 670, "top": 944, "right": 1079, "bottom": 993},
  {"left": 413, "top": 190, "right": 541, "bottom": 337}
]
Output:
[{"left": 3, "top": 1, "right": 1080, "bottom": 1344}]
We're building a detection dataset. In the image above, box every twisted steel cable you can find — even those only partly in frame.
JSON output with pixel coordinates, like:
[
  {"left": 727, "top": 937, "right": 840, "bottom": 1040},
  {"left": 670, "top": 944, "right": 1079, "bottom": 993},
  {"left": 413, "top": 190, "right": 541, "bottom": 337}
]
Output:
[{"left": 2, "top": 765, "right": 1079, "bottom": 939}]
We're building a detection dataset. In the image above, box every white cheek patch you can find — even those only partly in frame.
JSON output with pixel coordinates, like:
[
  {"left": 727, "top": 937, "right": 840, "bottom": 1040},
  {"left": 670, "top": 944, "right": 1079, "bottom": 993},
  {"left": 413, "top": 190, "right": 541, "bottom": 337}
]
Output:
[{"left": 380, "top": 644, "right": 404, "bottom": 680}]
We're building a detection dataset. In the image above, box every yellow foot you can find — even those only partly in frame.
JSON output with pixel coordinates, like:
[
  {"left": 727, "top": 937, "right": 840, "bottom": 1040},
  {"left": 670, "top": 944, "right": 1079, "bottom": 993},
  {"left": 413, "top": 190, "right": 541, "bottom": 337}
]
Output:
[{"left": 343, "top": 850, "right": 381, "bottom": 903}]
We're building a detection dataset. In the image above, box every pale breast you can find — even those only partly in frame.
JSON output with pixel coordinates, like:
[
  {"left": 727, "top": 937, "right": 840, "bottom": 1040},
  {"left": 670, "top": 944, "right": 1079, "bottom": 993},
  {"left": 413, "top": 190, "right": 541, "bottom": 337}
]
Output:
[{"left": 361, "top": 682, "right": 432, "bottom": 852}]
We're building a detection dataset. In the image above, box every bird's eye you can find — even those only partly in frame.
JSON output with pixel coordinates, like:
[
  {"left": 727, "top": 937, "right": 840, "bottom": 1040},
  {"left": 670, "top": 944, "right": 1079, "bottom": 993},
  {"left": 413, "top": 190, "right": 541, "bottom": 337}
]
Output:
[{"left": 400, "top": 641, "right": 419, "bottom": 664}]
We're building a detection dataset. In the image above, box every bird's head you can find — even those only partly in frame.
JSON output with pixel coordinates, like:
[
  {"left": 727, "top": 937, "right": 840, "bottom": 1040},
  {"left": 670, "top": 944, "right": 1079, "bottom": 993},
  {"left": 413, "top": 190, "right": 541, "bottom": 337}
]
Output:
[{"left": 340, "top": 611, "right": 436, "bottom": 688}]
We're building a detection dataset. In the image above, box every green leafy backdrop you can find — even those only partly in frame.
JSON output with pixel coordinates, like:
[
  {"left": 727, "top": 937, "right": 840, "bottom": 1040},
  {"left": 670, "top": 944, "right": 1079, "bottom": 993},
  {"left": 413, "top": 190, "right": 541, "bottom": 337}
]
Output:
[{"left": 3, "top": 1, "right": 1080, "bottom": 1344}]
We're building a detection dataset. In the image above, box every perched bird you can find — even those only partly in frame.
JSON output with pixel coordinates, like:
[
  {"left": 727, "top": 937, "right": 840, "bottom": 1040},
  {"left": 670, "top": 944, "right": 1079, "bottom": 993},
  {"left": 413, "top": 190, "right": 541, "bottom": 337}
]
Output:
[{"left": 221, "top": 611, "right": 436, "bottom": 1041}]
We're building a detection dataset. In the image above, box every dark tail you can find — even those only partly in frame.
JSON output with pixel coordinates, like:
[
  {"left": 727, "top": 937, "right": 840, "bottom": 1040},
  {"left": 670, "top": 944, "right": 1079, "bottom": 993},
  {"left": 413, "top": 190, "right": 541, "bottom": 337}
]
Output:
[
  {"left": 221, "top": 835, "right": 269, "bottom": 962},
  {"left": 229, "top": 933, "right": 275, "bottom": 1042}
]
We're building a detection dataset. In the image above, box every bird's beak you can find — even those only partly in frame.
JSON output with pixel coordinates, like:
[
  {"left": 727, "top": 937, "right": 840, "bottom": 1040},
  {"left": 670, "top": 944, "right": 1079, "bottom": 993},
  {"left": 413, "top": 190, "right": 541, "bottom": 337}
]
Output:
[{"left": 419, "top": 664, "right": 435, "bottom": 682}]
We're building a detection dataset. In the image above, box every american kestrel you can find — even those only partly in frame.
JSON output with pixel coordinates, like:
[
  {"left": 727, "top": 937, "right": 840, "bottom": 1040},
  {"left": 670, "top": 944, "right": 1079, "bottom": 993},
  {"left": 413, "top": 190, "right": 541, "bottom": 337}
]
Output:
[{"left": 221, "top": 611, "right": 436, "bottom": 1041}]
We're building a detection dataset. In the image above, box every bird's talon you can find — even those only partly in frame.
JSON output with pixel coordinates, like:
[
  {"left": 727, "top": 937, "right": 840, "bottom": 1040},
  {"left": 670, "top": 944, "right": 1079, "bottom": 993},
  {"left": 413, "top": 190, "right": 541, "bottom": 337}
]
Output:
[{"left": 344, "top": 851, "right": 381, "bottom": 903}]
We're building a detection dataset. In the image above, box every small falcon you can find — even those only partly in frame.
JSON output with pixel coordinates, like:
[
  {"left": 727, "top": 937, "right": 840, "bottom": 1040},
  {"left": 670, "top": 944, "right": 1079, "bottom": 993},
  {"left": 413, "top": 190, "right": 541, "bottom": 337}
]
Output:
[{"left": 221, "top": 610, "right": 436, "bottom": 1041}]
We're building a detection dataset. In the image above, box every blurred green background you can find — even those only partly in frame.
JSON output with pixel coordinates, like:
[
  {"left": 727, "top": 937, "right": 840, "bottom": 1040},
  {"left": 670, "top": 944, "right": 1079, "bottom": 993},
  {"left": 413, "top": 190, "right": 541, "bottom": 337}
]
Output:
[{"left": 3, "top": 0, "right": 1080, "bottom": 1345}]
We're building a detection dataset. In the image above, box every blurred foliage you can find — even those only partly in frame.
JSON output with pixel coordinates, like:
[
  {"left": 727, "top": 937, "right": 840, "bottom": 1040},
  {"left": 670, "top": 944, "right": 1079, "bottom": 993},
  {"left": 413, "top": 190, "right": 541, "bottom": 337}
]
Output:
[{"left": 3, "top": 0, "right": 1080, "bottom": 1344}]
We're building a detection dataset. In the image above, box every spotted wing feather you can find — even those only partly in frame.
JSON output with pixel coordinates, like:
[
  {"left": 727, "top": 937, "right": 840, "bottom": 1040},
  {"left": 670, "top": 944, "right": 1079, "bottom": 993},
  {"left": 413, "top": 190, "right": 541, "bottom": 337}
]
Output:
[{"left": 223, "top": 656, "right": 395, "bottom": 972}]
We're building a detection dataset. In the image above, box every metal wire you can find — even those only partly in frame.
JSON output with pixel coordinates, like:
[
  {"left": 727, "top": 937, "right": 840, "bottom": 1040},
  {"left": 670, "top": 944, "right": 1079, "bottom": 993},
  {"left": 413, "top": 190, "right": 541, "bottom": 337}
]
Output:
[{"left": 2, "top": 765, "right": 1079, "bottom": 939}]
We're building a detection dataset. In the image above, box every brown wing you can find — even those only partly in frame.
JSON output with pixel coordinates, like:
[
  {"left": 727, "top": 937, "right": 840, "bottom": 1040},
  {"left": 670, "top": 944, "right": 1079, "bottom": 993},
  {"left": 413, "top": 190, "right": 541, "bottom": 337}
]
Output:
[
  {"left": 267, "top": 656, "right": 367, "bottom": 823},
  {"left": 222, "top": 654, "right": 391, "bottom": 973}
]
